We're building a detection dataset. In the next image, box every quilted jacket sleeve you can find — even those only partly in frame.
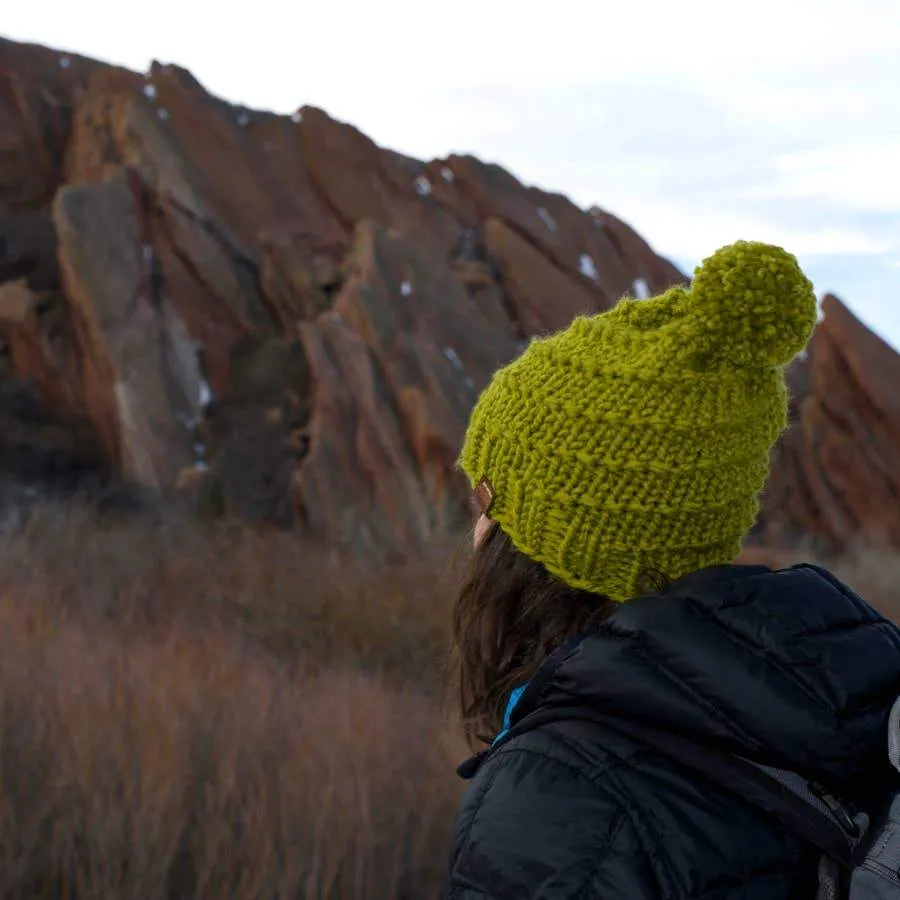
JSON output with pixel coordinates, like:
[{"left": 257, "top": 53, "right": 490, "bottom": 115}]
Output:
[{"left": 445, "top": 745, "right": 659, "bottom": 900}]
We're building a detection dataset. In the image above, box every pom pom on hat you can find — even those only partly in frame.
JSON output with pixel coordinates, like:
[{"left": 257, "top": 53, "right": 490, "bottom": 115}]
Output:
[{"left": 689, "top": 240, "right": 818, "bottom": 368}]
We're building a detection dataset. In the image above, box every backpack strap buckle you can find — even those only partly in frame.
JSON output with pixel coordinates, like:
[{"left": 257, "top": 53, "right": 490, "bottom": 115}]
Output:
[{"left": 809, "top": 783, "right": 862, "bottom": 839}]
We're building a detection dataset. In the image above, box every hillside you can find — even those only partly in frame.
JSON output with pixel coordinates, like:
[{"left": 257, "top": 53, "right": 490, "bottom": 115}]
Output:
[{"left": 1, "top": 36, "right": 898, "bottom": 561}]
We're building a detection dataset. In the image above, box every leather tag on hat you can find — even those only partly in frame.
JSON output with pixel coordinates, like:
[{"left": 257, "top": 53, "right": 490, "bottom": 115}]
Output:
[{"left": 474, "top": 476, "right": 495, "bottom": 516}]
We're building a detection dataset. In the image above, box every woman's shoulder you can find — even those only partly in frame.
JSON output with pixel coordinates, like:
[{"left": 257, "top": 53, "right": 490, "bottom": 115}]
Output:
[
  {"left": 448, "top": 726, "right": 651, "bottom": 899},
  {"left": 459, "top": 714, "right": 640, "bottom": 807},
  {"left": 487, "top": 718, "right": 633, "bottom": 790},
  {"left": 447, "top": 718, "right": 816, "bottom": 899}
]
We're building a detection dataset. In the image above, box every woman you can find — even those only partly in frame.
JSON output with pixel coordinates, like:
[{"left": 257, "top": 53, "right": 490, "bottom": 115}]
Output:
[{"left": 445, "top": 241, "right": 900, "bottom": 899}]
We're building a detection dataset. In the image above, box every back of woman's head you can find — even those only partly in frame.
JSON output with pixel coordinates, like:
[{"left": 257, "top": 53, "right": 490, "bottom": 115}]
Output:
[{"left": 451, "top": 241, "right": 819, "bottom": 746}]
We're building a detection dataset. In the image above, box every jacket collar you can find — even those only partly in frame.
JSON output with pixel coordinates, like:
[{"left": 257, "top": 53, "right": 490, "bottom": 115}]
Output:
[{"left": 459, "top": 564, "right": 900, "bottom": 788}]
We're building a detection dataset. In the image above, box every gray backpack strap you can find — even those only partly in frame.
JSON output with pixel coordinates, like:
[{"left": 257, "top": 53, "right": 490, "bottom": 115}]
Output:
[
  {"left": 851, "top": 794, "right": 900, "bottom": 897},
  {"left": 741, "top": 757, "right": 870, "bottom": 846},
  {"left": 818, "top": 855, "right": 843, "bottom": 900},
  {"left": 889, "top": 699, "right": 900, "bottom": 775},
  {"left": 744, "top": 696, "right": 900, "bottom": 900},
  {"left": 845, "top": 696, "right": 900, "bottom": 899}
]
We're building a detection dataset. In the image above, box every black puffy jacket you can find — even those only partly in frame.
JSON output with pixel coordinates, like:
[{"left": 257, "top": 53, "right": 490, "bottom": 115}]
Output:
[{"left": 446, "top": 564, "right": 900, "bottom": 899}]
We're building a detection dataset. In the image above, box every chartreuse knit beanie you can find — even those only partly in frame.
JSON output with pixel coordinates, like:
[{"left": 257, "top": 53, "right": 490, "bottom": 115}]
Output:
[{"left": 459, "top": 241, "right": 818, "bottom": 602}]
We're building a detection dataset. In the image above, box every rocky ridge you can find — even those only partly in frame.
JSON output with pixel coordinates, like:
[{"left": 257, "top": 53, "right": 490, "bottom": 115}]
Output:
[{"left": 1, "top": 36, "right": 897, "bottom": 561}]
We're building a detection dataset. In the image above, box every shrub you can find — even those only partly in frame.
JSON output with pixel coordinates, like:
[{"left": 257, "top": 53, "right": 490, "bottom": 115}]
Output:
[{"left": 0, "top": 504, "right": 465, "bottom": 899}]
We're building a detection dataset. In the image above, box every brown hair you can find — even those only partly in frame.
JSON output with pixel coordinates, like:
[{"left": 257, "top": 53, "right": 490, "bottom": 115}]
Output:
[{"left": 451, "top": 521, "right": 622, "bottom": 747}]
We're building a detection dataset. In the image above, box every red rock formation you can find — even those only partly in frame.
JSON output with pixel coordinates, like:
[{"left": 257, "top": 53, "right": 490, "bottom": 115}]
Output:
[
  {"left": 750, "top": 294, "right": 900, "bottom": 556},
  {"left": 1, "top": 35, "right": 897, "bottom": 562}
]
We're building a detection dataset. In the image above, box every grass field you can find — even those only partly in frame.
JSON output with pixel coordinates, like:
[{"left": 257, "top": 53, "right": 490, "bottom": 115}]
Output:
[
  {"left": 0, "top": 506, "right": 465, "bottom": 899},
  {"left": 0, "top": 504, "right": 894, "bottom": 899}
]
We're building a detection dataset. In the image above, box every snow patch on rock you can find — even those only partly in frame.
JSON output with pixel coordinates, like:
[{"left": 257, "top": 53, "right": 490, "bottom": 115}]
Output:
[
  {"left": 537, "top": 207, "right": 558, "bottom": 232},
  {"left": 579, "top": 254, "right": 598, "bottom": 280},
  {"left": 632, "top": 277, "right": 651, "bottom": 299},
  {"left": 443, "top": 347, "right": 463, "bottom": 370}
]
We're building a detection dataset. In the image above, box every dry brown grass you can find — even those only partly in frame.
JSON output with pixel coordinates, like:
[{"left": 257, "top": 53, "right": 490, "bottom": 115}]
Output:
[
  {"left": 0, "top": 502, "right": 896, "bottom": 900},
  {"left": 0, "top": 505, "right": 467, "bottom": 900}
]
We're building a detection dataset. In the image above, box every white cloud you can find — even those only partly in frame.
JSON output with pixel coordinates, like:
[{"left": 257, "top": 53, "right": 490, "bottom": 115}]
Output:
[
  {"left": 625, "top": 202, "right": 891, "bottom": 260},
  {"left": 1, "top": 0, "right": 898, "bottom": 347},
  {"left": 3, "top": 0, "right": 895, "bottom": 106},
  {"left": 763, "top": 142, "right": 900, "bottom": 212}
]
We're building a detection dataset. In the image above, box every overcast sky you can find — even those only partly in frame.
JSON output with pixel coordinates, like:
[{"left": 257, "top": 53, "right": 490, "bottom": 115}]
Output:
[{"left": 4, "top": 0, "right": 899, "bottom": 349}]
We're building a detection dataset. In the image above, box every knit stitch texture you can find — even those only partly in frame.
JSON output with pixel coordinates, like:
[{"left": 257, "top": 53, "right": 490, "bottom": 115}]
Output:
[{"left": 459, "top": 240, "right": 818, "bottom": 602}]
